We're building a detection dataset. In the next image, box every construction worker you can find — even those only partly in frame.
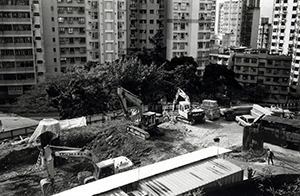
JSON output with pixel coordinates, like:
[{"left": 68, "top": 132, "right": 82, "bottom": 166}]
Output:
[{"left": 267, "top": 149, "right": 275, "bottom": 165}]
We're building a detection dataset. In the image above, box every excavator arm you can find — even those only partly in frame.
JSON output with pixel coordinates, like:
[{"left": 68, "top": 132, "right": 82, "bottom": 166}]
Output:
[
  {"left": 117, "top": 87, "right": 145, "bottom": 119},
  {"left": 172, "top": 87, "right": 190, "bottom": 111}
]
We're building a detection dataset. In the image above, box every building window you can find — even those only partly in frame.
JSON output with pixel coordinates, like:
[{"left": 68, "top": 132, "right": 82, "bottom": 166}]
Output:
[
  {"left": 235, "top": 58, "right": 242, "bottom": 63},
  {"left": 51, "top": 6, "right": 54, "bottom": 11},
  {"left": 68, "top": 28, "right": 73, "bottom": 34},
  {"left": 52, "top": 27, "right": 55, "bottom": 32},
  {"left": 58, "top": 17, "right": 64, "bottom": 23},
  {"left": 53, "top": 48, "right": 56, "bottom": 52},
  {"left": 52, "top": 17, "right": 54, "bottom": 22},
  {"left": 54, "top": 58, "right": 57, "bottom": 62}
]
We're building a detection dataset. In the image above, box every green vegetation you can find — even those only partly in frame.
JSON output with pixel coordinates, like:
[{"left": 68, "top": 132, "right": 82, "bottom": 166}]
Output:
[{"left": 13, "top": 56, "right": 244, "bottom": 119}]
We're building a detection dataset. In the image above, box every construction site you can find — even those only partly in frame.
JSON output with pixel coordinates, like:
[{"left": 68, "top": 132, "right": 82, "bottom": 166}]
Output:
[{"left": 1, "top": 87, "right": 300, "bottom": 196}]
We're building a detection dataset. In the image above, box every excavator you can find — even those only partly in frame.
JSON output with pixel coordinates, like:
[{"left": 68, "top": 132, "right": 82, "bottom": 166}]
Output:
[
  {"left": 172, "top": 88, "right": 205, "bottom": 125},
  {"left": 117, "top": 87, "right": 162, "bottom": 140},
  {"left": 40, "top": 145, "right": 133, "bottom": 195}
]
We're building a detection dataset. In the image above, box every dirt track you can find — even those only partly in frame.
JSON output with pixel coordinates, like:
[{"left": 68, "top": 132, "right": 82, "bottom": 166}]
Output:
[{"left": 1, "top": 119, "right": 300, "bottom": 195}]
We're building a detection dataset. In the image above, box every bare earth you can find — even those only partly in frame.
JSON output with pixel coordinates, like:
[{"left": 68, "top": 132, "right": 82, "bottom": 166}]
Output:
[{"left": 0, "top": 118, "right": 300, "bottom": 195}]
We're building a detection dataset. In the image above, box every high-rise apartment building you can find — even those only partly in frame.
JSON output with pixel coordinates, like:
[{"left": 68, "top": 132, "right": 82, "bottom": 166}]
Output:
[
  {"left": 126, "top": 0, "right": 166, "bottom": 55},
  {"left": 166, "top": 0, "right": 216, "bottom": 76},
  {"left": 218, "top": 0, "right": 243, "bottom": 47},
  {"left": 0, "top": 0, "right": 45, "bottom": 104},
  {"left": 41, "top": 0, "right": 119, "bottom": 74},
  {"left": 257, "top": 17, "right": 272, "bottom": 49},
  {"left": 0, "top": 0, "right": 218, "bottom": 104},
  {"left": 270, "top": 0, "right": 300, "bottom": 97},
  {"left": 240, "top": 0, "right": 260, "bottom": 49},
  {"left": 218, "top": 0, "right": 260, "bottom": 49}
]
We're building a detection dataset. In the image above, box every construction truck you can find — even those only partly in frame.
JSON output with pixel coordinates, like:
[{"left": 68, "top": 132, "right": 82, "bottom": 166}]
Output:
[
  {"left": 200, "top": 100, "right": 220, "bottom": 121},
  {"left": 117, "top": 87, "right": 163, "bottom": 140},
  {"left": 172, "top": 88, "right": 205, "bottom": 125},
  {"left": 40, "top": 145, "right": 133, "bottom": 195}
]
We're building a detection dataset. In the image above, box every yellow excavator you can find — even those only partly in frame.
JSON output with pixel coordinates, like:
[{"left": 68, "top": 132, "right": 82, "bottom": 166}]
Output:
[
  {"left": 172, "top": 88, "right": 205, "bottom": 125},
  {"left": 117, "top": 87, "right": 162, "bottom": 140}
]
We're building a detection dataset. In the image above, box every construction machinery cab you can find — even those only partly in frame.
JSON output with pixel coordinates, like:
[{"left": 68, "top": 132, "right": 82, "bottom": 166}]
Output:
[
  {"left": 141, "top": 111, "right": 156, "bottom": 130},
  {"left": 173, "top": 88, "right": 205, "bottom": 124}
]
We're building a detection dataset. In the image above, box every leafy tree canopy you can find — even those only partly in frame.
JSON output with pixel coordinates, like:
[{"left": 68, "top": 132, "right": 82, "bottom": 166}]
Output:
[
  {"left": 14, "top": 55, "right": 245, "bottom": 118},
  {"left": 201, "top": 64, "right": 242, "bottom": 104}
]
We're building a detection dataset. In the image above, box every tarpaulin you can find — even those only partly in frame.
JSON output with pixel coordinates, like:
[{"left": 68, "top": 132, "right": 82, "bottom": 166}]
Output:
[
  {"left": 29, "top": 119, "right": 61, "bottom": 143},
  {"left": 29, "top": 117, "right": 87, "bottom": 142}
]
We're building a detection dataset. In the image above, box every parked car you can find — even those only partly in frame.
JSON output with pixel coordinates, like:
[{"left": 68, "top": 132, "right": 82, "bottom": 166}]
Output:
[{"left": 235, "top": 115, "right": 255, "bottom": 127}]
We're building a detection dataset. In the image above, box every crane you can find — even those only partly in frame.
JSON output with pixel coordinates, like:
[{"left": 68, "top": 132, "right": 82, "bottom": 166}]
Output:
[
  {"left": 117, "top": 87, "right": 158, "bottom": 140},
  {"left": 172, "top": 88, "right": 205, "bottom": 124}
]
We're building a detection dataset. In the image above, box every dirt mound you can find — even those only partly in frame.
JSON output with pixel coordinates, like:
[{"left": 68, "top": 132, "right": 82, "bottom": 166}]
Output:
[
  {"left": 0, "top": 146, "right": 39, "bottom": 173},
  {"left": 86, "top": 125, "right": 156, "bottom": 166}
]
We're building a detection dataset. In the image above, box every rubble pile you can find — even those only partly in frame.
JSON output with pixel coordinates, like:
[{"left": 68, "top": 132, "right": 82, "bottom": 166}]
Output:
[{"left": 86, "top": 125, "right": 157, "bottom": 167}]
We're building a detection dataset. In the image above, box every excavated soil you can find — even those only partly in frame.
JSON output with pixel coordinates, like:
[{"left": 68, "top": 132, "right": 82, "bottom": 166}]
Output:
[
  {"left": 1, "top": 119, "right": 300, "bottom": 196},
  {"left": 0, "top": 120, "right": 195, "bottom": 196}
]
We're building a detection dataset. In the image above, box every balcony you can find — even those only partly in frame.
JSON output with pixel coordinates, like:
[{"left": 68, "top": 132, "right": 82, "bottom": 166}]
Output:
[
  {"left": 130, "top": 24, "right": 136, "bottom": 29},
  {"left": 0, "top": 30, "right": 31, "bottom": 36},
  {"left": 0, "top": 18, "right": 31, "bottom": 23},
  {"left": 130, "top": 34, "right": 136, "bottom": 39},
  {"left": 0, "top": 42, "right": 32, "bottom": 48},
  {"left": 130, "top": 4, "right": 137, "bottom": 10},
  {"left": 0, "top": 67, "right": 34, "bottom": 73},
  {"left": 0, "top": 5, "right": 30, "bottom": 10},
  {"left": 0, "top": 55, "right": 33, "bottom": 60},
  {"left": 0, "top": 79, "right": 36, "bottom": 85}
]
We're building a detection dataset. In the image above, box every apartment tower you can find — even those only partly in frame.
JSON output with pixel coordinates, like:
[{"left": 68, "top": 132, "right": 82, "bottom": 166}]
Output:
[
  {"left": 271, "top": 0, "right": 300, "bottom": 97},
  {"left": 257, "top": 17, "right": 272, "bottom": 49},
  {"left": 41, "top": 0, "right": 119, "bottom": 75},
  {"left": 218, "top": 0, "right": 243, "bottom": 47},
  {"left": 166, "top": 0, "right": 216, "bottom": 76},
  {"left": 240, "top": 0, "right": 260, "bottom": 49},
  {"left": 0, "top": 0, "right": 45, "bottom": 104}
]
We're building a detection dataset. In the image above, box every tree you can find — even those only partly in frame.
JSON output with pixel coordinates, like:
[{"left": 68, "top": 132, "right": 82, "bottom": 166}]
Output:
[
  {"left": 136, "top": 30, "right": 166, "bottom": 66},
  {"left": 202, "top": 64, "right": 242, "bottom": 105},
  {"left": 161, "top": 56, "right": 202, "bottom": 102},
  {"left": 12, "top": 82, "right": 52, "bottom": 115},
  {"left": 46, "top": 65, "right": 110, "bottom": 119}
]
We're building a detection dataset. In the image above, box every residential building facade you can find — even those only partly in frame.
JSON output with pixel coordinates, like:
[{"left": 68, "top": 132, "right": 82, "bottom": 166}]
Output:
[
  {"left": 231, "top": 49, "right": 291, "bottom": 104},
  {"left": 166, "top": 0, "right": 216, "bottom": 76},
  {"left": 240, "top": 0, "right": 260, "bottom": 49},
  {"left": 126, "top": 0, "right": 166, "bottom": 55},
  {"left": 41, "top": 0, "right": 119, "bottom": 75},
  {"left": 0, "top": 0, "right": 45, "bottom": 104},
  {"left": 257, "top": 17, "right": 272, "bottom": 49},
  {"left": 218, "top": 0, "right": 243, "bottom": 47},
  {"left": 270, "top": 0, "right": 300, "bottom": 97}
]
